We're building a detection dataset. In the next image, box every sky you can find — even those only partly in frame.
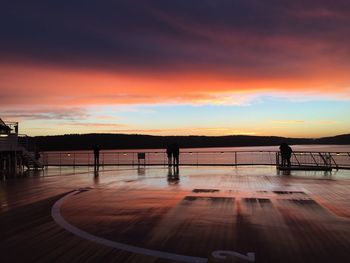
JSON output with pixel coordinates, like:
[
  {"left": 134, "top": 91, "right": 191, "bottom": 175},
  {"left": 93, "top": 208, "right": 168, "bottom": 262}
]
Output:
[{"left": 1, "top": 0, "right": 350, "bottom": 138}]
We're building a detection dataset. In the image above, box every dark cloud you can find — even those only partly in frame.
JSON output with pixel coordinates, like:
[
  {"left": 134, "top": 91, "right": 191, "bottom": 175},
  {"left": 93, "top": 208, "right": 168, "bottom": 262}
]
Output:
[{"left": 1, "top": 0, "right": 350, "bottom": 76}]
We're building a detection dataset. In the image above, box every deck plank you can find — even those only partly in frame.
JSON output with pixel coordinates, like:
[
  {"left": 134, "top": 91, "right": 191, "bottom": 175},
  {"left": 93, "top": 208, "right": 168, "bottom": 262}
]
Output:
[{"left": 1, "top": 166, "right": 350, "bottom": 262}]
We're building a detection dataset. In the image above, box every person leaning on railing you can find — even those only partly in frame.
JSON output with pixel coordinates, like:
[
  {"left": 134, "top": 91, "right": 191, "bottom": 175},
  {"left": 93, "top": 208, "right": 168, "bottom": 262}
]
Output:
[{"left": 279, "top": 143, "right": 293, "bottom": 167}]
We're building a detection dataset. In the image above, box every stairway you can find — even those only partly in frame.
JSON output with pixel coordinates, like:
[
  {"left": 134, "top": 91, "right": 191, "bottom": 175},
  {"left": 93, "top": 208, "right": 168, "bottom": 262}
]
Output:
[
  {"left": 20, "top": 146, "right": 43, "bottom": 169},
  {"left": 16, "top": 135, "right": 43, "bottom": 169}
]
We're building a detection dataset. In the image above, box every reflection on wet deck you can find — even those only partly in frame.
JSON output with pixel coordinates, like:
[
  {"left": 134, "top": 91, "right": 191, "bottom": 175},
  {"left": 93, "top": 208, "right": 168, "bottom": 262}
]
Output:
[{"left": 1, "top": 166, "right": 350, "bottom": 262}]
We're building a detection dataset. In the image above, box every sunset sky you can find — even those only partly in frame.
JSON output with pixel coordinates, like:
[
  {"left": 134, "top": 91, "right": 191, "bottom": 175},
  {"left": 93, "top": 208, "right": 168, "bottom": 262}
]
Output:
[{"left": 1, "top": 1, "right": 350, "bottom": 137}]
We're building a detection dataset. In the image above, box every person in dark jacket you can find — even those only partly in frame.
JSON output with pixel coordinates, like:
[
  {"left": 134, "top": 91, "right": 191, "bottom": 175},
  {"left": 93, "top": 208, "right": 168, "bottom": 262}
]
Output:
[
  {"left": 166, "top": 144, "right": 172, "bottom": 166},
  {"left": 93, "top": 145, "right": 100, "bottom": 170},
  {"left": 279, "top": 143, "right": 293, "bottom": 167},
  {"left": 172, "top": 143, "right": 180, "bottom": 166}
]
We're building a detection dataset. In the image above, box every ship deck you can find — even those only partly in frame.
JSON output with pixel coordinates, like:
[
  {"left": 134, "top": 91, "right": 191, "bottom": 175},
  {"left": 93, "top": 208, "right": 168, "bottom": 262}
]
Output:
[{"left": 1, "top": 165, "right": 350, "bottom": 263}]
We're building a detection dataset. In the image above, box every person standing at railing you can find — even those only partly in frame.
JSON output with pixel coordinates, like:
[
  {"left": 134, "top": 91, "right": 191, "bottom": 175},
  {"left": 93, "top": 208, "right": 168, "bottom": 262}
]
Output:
[
  {"left": 166, "top": 144, "right": 172, "bottom": 166},
  {"left": 94, "top": 145, "right": 100, "bottom": 170},
  {"left": 172, "top": 143, "right": 180, "bottom": 166},
  {"left": 279, "top": 143, "right": 292, "bottom": 167}
]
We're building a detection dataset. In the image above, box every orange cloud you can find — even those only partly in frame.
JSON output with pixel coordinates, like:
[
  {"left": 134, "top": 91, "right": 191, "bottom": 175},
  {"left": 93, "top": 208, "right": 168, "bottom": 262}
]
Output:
[{"left": 1, "top": 62, "right": 349, "bottom": 109}]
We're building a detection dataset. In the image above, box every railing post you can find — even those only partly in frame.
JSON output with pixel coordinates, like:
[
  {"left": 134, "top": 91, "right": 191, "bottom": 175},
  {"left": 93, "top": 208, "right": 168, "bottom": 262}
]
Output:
[
  {"left": 234, "top": 152, "right": 237, "bottom": 166},
  {"left": 310, "top": 152, "right": 318, "bottom": 166},
  {"left": 319, "top": 152, "right": 328, "bottom": 167},
  {"left": 292, "top": 153, "right": 300, "bottom": 166},
  {"left": 329, "top": 152, "right": 338, "bottom": 169},
  {"left": 326, "top": 153, "right": 331, "bottom": 167}
]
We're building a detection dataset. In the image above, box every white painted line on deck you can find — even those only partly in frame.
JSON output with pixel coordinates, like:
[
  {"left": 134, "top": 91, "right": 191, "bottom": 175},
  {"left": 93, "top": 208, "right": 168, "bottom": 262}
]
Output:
[
  {"left": 52, "top": 190, "right": 207, "bottom": 263},
  {"left": 212, "top": 250, "right": 255, "bottom": 262},
  {"left": 51, "top": 190, "right": 255, "bottom": 263}
]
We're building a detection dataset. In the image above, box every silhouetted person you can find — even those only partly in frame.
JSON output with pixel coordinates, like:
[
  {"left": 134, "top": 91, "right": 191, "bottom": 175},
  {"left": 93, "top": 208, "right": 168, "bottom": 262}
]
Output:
[
  {"left": 279, "top": 143, "right": 292, "bottom": 167},
  {"left": 166, "top": 144, "right": 172, "bottom": 166},
  {"left": 93, "top": 145, "right": 100, "bottom": 170},
  {"left": 172, "top": 143, "right": 180, "bottom": 166}
]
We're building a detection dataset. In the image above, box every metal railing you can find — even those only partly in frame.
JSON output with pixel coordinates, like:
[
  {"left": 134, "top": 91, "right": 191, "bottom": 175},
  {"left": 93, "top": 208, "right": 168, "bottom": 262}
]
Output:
[
  {"left": 4, "top": 122, "right": 19, "bottom": 134},
  {"left": 276, "top": 152, "right": 338, "bottom": 169},
  {"left": 41, "top": 150, "right": 350, "bottom": 169},
  {"left": 0, "top": 133, "right": 43, "bottom": 170},
  {"left": 0, "top": 134, "right": 36, "bottom": 152},
  {"left": 17, "top": 134, "right": 37, "bottom": 152},
  {"left": 0, "top": 134, "right": 19, "bottom": 151}
]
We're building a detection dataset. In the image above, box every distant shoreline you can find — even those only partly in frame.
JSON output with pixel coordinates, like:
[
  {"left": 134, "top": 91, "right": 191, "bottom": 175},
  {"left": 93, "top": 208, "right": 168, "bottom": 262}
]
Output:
[{"left": 30, "top": 133, "right": 350, "bottom": 151}]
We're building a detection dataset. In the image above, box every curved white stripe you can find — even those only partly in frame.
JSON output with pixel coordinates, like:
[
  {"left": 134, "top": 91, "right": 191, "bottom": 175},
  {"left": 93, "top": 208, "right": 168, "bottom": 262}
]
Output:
[{"left": 51, "top": 190, "right": 208, "bottom": 263}]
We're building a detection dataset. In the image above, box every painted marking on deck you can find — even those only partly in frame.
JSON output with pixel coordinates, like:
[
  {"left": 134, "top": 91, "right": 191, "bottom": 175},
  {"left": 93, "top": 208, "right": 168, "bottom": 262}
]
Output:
[
  {"left": 52, "top": 190, "right": 255, "bottom": 263},
  {"left": 212, "top": 250, "right": 255, "bottom": 262}
]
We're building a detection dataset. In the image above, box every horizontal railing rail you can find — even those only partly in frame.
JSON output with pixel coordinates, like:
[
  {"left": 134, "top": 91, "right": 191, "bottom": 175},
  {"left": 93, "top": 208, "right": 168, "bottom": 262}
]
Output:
[
  {"left": 40, "top": 150, "right": 350, "bottom": 169},
  {"left": 4, "top": 122, "right": 19, "bottom": 134},
  {"left": 0, "top": 134, "right": 19, "bottom": 151}
]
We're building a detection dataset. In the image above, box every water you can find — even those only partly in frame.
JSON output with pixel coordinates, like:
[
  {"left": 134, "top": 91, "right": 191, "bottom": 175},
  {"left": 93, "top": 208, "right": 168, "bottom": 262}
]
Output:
[{"left": 42, "top": 145, "right": 350, "bottom": 167}]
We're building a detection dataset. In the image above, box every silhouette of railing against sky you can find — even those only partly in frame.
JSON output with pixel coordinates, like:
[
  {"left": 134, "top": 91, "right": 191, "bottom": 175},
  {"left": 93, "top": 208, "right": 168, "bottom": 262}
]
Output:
[{"left": 41, "top": 150, "right": 350, "bottom": 170}]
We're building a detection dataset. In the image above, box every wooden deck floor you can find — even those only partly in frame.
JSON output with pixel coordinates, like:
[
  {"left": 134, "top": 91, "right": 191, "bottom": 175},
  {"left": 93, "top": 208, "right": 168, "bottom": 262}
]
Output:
[{"left": 1, "top": 166, "right": 350, "bottom": 262}]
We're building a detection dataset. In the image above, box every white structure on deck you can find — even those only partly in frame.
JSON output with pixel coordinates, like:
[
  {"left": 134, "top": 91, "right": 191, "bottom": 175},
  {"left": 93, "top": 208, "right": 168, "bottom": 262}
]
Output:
[{"left": 0, "top": 118, "right": 43, "bottom": 172}]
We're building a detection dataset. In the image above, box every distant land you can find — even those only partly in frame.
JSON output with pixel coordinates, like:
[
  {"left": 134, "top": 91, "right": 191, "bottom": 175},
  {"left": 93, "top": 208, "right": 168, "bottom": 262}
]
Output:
[{"left": 30, "top": 133, "right": 350, "bottom": 151}]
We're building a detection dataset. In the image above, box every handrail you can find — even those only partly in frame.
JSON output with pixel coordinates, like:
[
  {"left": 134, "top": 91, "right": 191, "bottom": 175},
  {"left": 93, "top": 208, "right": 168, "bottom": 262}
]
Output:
[
  {"left": 40, "top": 150, "right": 350, "bottom": 154},
  {"left": 3, "top": 121, "right": 19, "bottom": 134},
  {"left": 40, "top": 150, "right": 350, "bottom": 169}
]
